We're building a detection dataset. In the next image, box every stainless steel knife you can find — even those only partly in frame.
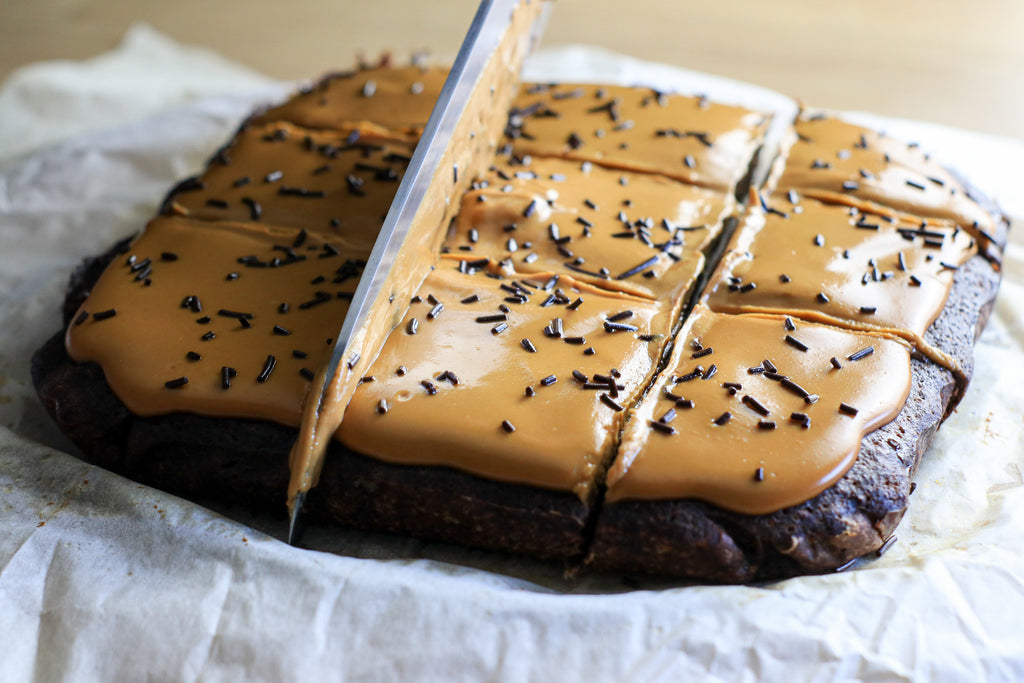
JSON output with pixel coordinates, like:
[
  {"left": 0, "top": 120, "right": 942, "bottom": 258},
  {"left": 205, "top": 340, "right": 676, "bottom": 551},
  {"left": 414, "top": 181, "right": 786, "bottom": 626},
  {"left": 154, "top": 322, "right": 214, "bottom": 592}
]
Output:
[{"left": 286, "top": 0, "right": 551, "bottom": 544}]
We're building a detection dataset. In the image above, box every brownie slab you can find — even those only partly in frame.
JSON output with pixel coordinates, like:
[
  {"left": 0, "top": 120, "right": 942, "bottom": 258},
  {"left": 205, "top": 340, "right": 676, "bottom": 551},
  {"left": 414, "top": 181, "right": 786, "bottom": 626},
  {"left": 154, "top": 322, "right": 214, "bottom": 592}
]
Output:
[{"left": 445, "top": 154, "right": 732, "bottom": 302}]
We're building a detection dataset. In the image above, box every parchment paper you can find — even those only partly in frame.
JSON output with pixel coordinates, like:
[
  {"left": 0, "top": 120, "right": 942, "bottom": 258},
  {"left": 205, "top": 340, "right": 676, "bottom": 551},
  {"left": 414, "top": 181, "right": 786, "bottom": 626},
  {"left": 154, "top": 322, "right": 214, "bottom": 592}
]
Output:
[{"left": 1, "top": 26, "right": 1023, "bottom": 682}]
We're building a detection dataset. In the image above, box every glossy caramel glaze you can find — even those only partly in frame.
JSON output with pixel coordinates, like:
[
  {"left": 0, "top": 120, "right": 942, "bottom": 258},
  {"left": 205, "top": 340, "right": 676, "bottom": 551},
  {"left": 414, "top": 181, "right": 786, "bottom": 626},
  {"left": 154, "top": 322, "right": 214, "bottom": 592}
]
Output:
[
  {"left": 705, "top": 197, "right": 976, "bottom": 342},
  {"left": 445, "top": 154, "right": 729, "bottom": 301},
  {"left": 606, "top": 306, "right": 912, "bottom": 514},
  {"left": 167, "top": 122, "right": 413, "bottom": 250},
  {"left": 338, "top": 266, "right": 674, "bottom": 500},
  {"left": 250, "top": 64, "right": 451, "bottom": 142},
  {"left": 773, "top": 114, "right": 1000, "bottom": 256},
  {"left": 66, "top": 216, "right": 365, "bottom": 426},
  {"left": 507, "top": 83, "right": 768, "bottom": 192}
]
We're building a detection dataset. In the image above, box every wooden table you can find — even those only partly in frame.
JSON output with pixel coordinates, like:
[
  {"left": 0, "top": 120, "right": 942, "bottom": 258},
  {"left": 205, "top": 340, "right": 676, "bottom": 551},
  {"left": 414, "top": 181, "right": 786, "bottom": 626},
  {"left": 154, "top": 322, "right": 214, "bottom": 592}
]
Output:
[{"left": 2, "top": 0, "right": 1022, "bottom": 140}]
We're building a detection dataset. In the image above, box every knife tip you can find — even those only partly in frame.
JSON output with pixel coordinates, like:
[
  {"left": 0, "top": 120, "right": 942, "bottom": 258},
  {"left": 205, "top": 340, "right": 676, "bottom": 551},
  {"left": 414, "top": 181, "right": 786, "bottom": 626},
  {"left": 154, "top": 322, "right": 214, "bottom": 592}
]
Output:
[{"left": 287, "top": 491, "right": 306, "bottom": 546}]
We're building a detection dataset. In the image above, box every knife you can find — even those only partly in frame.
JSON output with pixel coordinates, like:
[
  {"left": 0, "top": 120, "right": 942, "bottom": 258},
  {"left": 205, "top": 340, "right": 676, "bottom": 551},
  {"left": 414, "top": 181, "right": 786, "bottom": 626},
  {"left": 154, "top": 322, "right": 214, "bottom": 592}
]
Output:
[{"left": 286, "top": 0, "right": 551, "bottom": 544}]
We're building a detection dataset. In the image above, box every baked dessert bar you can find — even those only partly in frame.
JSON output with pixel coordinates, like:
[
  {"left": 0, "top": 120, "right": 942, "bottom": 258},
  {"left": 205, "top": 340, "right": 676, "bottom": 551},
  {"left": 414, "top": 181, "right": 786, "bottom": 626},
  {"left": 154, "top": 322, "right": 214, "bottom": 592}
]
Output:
[{"left": 31, "top": 64, "right": 1007, "bottom": 581}]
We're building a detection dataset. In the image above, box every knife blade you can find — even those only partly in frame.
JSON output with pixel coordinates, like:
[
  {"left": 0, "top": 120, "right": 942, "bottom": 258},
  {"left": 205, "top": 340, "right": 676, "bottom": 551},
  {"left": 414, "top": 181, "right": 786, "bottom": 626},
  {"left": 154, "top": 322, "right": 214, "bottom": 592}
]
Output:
[{"left": 286, "top": 0, "right": 550, "bottom": 544}]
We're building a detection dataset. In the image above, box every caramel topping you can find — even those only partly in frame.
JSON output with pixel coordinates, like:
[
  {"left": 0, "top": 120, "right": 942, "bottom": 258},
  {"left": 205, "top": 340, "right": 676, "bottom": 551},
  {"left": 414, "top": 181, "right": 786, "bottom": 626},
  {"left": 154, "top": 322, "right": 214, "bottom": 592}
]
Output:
[
  {"left": 61, "top": 65, "right": 995, "bottom": 527},
  {"left": 168, "top": 122, "right": 413, "bottom": 250},
  {"left": 447, "top": 155, "right": 725, "bottom": 301},
  {"left": 507, "top": 83, "right": 768, "bottom": 192},
  {"left": 250, "top": 65, "right": 450, "bottom": 142},
  {"left": 606, "top": 306, "right": 912, "bottom": 514},
  {"left": 66, "top": 216, "right": 365, "bottom": 426},
  {"left": 705, "top": 197, "right": 976, "bottom": 340},
  {"left": 337, "top": 266, "right": 673, "bottom": 499},
  {"left": 774, "top": 114, "right": 999, "bottom": 252}
]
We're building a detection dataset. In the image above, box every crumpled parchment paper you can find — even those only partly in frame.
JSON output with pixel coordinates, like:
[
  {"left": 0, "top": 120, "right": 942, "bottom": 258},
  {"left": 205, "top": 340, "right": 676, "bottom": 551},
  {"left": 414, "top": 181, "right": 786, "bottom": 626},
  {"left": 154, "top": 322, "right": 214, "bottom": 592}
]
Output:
[{"left": 1, "top": 26, "right": 1023, "bottom": 683}]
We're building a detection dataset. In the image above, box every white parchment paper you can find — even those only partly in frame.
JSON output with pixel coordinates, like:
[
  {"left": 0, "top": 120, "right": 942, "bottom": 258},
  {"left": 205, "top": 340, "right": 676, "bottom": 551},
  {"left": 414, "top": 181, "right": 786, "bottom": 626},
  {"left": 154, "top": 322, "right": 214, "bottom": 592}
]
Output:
[{"left": 1, "top": 28, "right": 1023, "bottom": 682}]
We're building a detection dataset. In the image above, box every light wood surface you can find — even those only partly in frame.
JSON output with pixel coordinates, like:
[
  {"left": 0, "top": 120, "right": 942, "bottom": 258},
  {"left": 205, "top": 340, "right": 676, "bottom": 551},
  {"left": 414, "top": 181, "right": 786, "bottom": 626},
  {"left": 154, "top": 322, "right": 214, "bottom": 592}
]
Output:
[{"left": 2, "top": 0, "right": 1022, "bottom": 140}]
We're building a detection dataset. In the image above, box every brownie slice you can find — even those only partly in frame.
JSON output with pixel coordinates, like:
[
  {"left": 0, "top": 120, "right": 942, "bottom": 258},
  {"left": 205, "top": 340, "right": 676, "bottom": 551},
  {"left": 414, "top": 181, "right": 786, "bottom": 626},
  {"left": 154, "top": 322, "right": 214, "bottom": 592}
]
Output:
[
  {"left": 588, "top": 241, "right": 1002, "bottom": 581},
  {"left": 162, "top": 121, "right": 413, "bottom": 249},
  {"left": 770, "top": 113, "right": 1010, "bottom": 263},
  {"left": 247, "top": 64, "right": 450, "bottom": 143},
  {"left": 506, "top": 83, "right": 770, "bottom": 197},
  {"left": 444, "top": 154, "right": 733, "bottom": 303}
]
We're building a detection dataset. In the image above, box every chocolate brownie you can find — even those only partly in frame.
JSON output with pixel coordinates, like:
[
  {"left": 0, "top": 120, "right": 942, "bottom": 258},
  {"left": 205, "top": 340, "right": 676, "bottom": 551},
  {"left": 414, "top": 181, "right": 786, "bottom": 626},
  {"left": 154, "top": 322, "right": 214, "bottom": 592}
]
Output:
[{"left": 30, "top": 65, "right": 1007, "bottom": 581}]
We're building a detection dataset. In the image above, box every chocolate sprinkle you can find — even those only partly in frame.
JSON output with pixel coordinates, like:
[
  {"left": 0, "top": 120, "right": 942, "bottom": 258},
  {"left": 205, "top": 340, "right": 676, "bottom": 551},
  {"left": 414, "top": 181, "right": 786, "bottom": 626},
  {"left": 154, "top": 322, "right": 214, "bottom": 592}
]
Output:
[
  {"left": 600, "top": 394, "right": 624, "bottom": 412},
  {"left": 650, "top": 421, "right": 676, "bottom": 435},
  {"left": 93, "top": 309, "right": 117, "bottom": 321},
  {"left": 164, "top": 377, "right": 188, "bottom": 389},
  {"left": 501, "top": 419, "right": 516, "bottom": 433},
  {"left": 603, "top": 321, "right": 639, "bottom": 333},
  {"left": 256, "top": 355, "right": 277, "bottom": 383},
  {"left": 713, "top": 411, "right": 732, "bottom": 426},
  {"left": 839, "top": 402, "right": 860, "bottom": 416},
  {"left": 780, "top": 377, "right": 812, "bottom": 401},
  {"left": 847, "top": 346, "right": 875, "bottom": 361},
  {"left": 541, "top": 375, "right": 558, "bottom": 386},
  {"left": 241, "top": 197, "right": 262, "bottom": 221},
  {"left": 830, "top": 357, "right": 843, "bottom": 369},
  {"left": 790, "top": 412, "right": 811, "bottom": 428},
  {"left": 616, "top": 255, "right": 660, "bottom": 280},
  {"left": 785, "top": 334, "right": 809, "bottom": 352},
  {"left": 742, "top": 395, "right": 770, "bottom": 416},
  {"left": 186, "top": 351, "right": 201, "bottom": 361},
  {"left": 521, "top": 338, "right": 537, "bottom": 353}
]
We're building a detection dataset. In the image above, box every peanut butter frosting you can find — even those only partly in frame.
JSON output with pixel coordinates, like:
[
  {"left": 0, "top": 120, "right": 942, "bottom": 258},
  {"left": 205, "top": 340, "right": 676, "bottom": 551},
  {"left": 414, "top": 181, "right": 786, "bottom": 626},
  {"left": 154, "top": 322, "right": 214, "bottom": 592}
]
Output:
[
  {"left": 445, "top": 154, "right": 728, "bottom": 301},
  {"left": 249, "top": 65, "right": 451, "bottom": 143},
  {"left": 337, "top": 266, "right": 674, "bottom": 499},
  {"left": 773, "top": 114, "right": 1001, "bottom": 257},
  {"left": 705, "top": 196, "right": 977, "bottom": 343},
  {"left": 507, "top": 83, "right": 768, "bottom": 192},
  {"left": 605, "top": 305, "right": 913, "bottom": 514},
  {"left": 166, "top": 122, "right": 413, "bottom": 250},
  {"left": 66, "top": 216, "right": 365, "bottom": 426}
]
